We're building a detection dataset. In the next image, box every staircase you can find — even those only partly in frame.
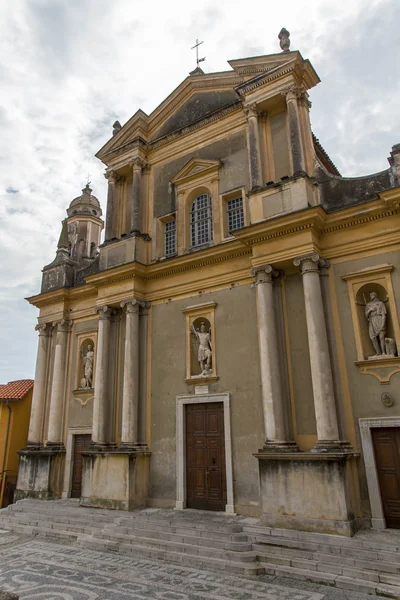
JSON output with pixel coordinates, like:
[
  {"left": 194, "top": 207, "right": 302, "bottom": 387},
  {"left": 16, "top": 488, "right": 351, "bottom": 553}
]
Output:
[{"left": 1, "top": 500, "right": 400, "bottom": 597}]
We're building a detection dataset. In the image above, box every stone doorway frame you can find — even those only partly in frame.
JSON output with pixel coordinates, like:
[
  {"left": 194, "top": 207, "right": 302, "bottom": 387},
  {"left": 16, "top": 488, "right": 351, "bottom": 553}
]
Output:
[
  {"left": 359, "top": 416, "right": 400, "bottom": 529},
  {"left": 176, "top": 392, "right": 235, "bottom": 514},
  {"left": 62, "top": 427, "right": 92, "bottom": 498}
]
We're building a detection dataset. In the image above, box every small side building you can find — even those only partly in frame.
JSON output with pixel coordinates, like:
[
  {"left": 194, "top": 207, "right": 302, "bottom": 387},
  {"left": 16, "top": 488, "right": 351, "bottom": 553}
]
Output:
[{"left": 0, "top": 380, "right": 34, "bottom": 507}]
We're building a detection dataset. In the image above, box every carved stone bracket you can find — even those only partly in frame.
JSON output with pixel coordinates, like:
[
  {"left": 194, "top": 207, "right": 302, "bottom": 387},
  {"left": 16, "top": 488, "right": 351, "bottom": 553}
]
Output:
[
  {"left": 356, "top": 357, "right": 400, "bottom": 385},
  {"left": 72, "top": 388, "right": 94, "bottom": 406}
]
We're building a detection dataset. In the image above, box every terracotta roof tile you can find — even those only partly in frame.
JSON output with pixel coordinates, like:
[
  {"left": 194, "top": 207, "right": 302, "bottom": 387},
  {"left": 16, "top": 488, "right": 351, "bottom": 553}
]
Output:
[{"left": 0, "top": 380, "right": 34, "bottom": 400}]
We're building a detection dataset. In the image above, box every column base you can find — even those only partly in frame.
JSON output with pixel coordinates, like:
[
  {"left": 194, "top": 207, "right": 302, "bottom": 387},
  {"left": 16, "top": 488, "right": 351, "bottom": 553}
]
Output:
[
  {"left": 311, "top": 440, "right": 353, "bottom": 453},
  {"left": 15, "top": 446, "right": 65, "bottom": 502},
  {"left": 255, "top": 449, "right": 364, "bottom": 536},
  {"left": 260, "top": 440, "right": 299, "bottom": 453},
  {"left": 80, "top": 447, "right": 151, "bottom": 511}
]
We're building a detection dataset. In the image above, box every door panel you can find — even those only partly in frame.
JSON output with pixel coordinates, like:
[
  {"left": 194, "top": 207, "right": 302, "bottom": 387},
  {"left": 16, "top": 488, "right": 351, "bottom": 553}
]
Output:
[
  {"left": 71, "top": 434, "right": 91, "bottom": 499},
  {"left": 186, "top": 402, "right": 227, "bottom": 511},
  {"left": 372, "top": 428, "right": 400, "bottom": 529}
]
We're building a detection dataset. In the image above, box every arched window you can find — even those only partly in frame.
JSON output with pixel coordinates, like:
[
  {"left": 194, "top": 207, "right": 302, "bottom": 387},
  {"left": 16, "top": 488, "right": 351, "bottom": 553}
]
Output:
[{"left": 190, "top": 193, "right": 212, "bottom": 247}]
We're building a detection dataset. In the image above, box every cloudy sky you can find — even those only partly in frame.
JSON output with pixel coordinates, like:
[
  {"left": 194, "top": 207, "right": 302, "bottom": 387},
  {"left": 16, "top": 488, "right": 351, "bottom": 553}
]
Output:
[{"left": 0, "top": 0, "right": 398, "bottom": 382}]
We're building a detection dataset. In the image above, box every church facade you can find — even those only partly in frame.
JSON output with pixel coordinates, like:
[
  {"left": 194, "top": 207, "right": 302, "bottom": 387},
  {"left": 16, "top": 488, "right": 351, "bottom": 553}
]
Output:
[{"left": 17, "top": 32, "right": 400, "bottom": 536}]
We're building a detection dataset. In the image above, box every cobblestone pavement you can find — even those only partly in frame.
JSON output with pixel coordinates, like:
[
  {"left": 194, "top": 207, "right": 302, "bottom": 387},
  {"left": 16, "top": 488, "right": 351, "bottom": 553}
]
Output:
[{"left": 0, "top": 531, "right": 376, "bottom": 600}]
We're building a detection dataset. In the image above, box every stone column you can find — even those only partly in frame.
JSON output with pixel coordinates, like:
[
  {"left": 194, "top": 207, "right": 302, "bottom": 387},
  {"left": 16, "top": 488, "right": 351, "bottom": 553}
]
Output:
[
  {"left": 130, "top": 158, "right": 145, "bottom": 234},
  {"left": 47, "top": 319, "right": 72, "bottom": 445},
  {"left": 252, "top": 265, "right": 295, "bottom": 450},
  {"left": 92, "top": 306, "right": 113, "bottom": 445},
  {"left": 28, "top": 323, "right": 52, "bottom": 446},
  {"left": 293, "top": 253, "right": 340, "bottom": 449},
  {"left": 284, "top": 86, "right": 306, "bottom": 174},
  {"left": 139, "top": 301, "right": 151, "bottom": 446},
  {"left": 244, "top": 104, "right": 263, "bottom": 189},
  {"left": 104, "top": 170, "right": 118, "bottom": 242},
  {"left": 120, "top": 299, "right": 142, "bottom": 446}
]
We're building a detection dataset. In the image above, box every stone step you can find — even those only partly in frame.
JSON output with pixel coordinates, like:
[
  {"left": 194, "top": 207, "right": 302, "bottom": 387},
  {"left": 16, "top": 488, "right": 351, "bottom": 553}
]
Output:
[
  {"left": 0, "top": 517, "right": 98, "bottom": 538},
  {"left": 96, "top": 530, "right": 256, "bottom": 562},
  {"left": 103, "top": 525, "right": 251, "bottom": 550},
  {"left": 107, "top": 520, "right": 248, "bottom": 541},
  {"left": 0, "top": 512, "right": 111, "bottom": 529},
  {"left": 78, "top": 535, "right": 264, "bottom": 576},
  {"left": 5, "top": 505, "right": 116, "bottom": 524},
  {"left": 245, "top": 525, "right": 400, "bottom": 555},
  {"left": 122, "top": 514, "right": 243, "bottom": 533},
  {"left": 250, "top": 532, "right": 400, "bottom": 565},
  {"left": 254, "top": 547, "right": 400, "bottom": 583},
  {"left": 258, "top": 562, "right": 400, "bottom": 597}
]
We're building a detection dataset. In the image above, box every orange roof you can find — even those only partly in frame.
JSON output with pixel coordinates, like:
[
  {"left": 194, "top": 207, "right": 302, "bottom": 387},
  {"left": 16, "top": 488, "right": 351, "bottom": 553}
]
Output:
[{"left": 0, "top": 380, "right": 34, "bottom": 400}]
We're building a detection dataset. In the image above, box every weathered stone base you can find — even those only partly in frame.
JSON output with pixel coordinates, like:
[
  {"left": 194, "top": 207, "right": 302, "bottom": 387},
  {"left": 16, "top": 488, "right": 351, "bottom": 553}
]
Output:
[
  {"left": 80, "top": 448, "right": 150, "bottom": 511},
  {"left": 255, "top": 450, "right": 365, "bottom": 536},
  {"left": 14, "top": 447, "right": 65, "bottom": 502}
]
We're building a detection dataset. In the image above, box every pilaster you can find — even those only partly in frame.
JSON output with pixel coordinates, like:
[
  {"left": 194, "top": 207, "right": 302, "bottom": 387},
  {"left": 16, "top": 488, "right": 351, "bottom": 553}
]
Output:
[
  {"left": 244, "top": 104, "right": 263, "bottom": 189},
  {"left": 251, "top": 265, "right": 297, "bottom": 451},
  {"left": 28, "top": 323, "right": 52, "bottom": 447},
  {"left": 130, "top": 157, "right": 147, "bottom": 234},
  {"left": 283, "top": 86, "right": 306, "bottom": 175},
  {"left": 92, "top": 306, "right": 115, "bottom": 445},
  {"left": 104, "top": 170, "right": 119, "bottom": 242},
  {"left": 293, "top": 253, "right": 344, "bottom": 451},
  {"left": 47, "top": 319, "right": 72, "bottom": 446}
]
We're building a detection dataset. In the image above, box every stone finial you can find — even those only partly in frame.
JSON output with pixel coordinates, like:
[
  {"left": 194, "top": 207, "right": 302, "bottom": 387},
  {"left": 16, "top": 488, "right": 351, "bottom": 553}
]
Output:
[
  {"left": 112, "top": 120, "right": 122, "bottom": 136},
  {"left": 278, "top": 28, "right": 290, "bottom": 53},
  {"left": 57, "top": 219, "right": 69, "bottom": 251}
]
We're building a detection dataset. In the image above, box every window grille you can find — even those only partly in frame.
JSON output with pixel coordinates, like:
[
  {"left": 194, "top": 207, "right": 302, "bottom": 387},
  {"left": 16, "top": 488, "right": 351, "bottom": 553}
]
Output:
[
  {"left": 227, "top": 196, "right": 244, "bottom": 233},
  {"left": 164, "top": 219, "right": 176, "bottom": 257},
  {"left": 190, "top": 194, "right": 213, "bottom": 247}
]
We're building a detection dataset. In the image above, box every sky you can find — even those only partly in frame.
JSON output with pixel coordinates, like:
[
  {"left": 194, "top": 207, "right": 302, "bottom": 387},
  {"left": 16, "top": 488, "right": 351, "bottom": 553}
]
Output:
[{"left": 0, "top": 0, "right": 399, "bottom": 382}]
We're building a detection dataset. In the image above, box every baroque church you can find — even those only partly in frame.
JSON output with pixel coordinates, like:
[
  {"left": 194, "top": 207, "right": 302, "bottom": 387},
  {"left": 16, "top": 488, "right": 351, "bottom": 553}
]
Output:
[{"left": 17, "top": 29, "right": 400, "bottom": 536}]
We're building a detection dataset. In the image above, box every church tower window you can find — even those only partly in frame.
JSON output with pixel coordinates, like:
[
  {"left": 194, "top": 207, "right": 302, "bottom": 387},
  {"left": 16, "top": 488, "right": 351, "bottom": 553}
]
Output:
[{"left": 190, "top": 193, "right": 213, "bottom": 247}]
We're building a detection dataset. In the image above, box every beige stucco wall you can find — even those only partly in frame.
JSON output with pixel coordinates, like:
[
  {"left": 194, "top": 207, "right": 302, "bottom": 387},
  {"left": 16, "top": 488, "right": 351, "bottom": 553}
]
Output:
[{"left": 149, "top": 283, "right": 263, "bottom": 515}]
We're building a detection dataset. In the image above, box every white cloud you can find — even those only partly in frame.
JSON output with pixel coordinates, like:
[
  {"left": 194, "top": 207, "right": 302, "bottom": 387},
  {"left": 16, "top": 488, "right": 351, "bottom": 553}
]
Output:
[{"left": 0, "top": 0, "right": 398, "bottom": 380}]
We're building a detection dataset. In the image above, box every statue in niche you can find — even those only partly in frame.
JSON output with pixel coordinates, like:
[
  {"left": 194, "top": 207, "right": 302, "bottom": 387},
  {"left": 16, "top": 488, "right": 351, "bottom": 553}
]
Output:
[
  {"left": 191, "top": 322, "right": 212, "bottom": 376},
  {"left": 365, "top": 292, "right": 387, "bottom": 357},
  {"left": 385, "top": 337, "right": 397, "bottom": 358},
  {"left": 81, "top": 344, "right": 94, "bottom": 388}
]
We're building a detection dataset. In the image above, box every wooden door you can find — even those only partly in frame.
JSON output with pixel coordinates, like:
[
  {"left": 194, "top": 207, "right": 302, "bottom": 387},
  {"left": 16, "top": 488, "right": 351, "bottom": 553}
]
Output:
[
  {"left": 372, "top": 428, "right": 400, "bottom": 529},
  {"left": 71, "top": 434, "right": 91, "bottom": 499},
  {"left": 186, "top": 402, "right": 227, "bottom": 511}
]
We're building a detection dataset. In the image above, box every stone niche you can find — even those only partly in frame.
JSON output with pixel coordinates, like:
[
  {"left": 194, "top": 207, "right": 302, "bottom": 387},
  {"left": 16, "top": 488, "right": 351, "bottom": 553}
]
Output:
[
  {"left": 183, "top": 301, "right": 218, "bottom": 384},
  {"left": 343, "top": 264, "right": 400, "bottom": 383},
  {"left": 72, "top": 334, "right": 96, "bottom": 406}
]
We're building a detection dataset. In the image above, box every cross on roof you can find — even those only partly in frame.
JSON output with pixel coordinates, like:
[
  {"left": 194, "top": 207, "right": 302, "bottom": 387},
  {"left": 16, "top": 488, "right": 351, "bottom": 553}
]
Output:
[{"left": 191, "top": 39, "right": 205, "bottom": 68}]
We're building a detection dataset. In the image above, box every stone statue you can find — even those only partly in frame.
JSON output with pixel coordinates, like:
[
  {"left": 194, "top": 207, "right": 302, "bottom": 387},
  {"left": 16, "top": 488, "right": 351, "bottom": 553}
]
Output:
[
  {"left": 112, "top": 120, "right": 122, "bottom": 136},
  {"left": 191, "top": 322, "right": 212, "bottom": 376},
  {"left": 365, "top": 292, "right": 387, "bottom": 357},
  {"left": 82, "top": 344, "right": 94, "bottom": 388},
  {"left": 385, "top": 337, "right": 397, "bottom": 358},
  {"left": 278, "top": 28, "right": 290, "bottom": 53}
]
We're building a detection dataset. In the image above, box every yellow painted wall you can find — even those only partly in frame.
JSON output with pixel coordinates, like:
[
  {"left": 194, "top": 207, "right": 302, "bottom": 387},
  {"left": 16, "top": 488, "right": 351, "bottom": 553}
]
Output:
[{"left": 0, "top": 389, "right": 32, "bottom": 506}]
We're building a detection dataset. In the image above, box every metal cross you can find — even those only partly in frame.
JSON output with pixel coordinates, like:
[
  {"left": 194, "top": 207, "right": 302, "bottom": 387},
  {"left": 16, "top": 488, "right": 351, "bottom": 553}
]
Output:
[
  {"left": 86, "top": 173, "right": 91, "bottom": 186},
  {"left": 191, "top": 39, "right": 205, "bottom": 67}
]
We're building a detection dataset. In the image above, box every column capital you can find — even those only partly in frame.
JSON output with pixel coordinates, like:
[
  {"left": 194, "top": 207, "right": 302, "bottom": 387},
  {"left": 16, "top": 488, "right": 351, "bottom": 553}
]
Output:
[
  {"left": 121, "top": 298, "right": 142, "bottom": 314},
  {"left": 95, "top": 305, "right": 116, "bottom": 320},
  {"left": 130, "top": 157, "right": 147, "bottom": 172},
  {"left": 35, "top": 322, "right": 52, "bottom": 335},
  {"left": 104, "top": 170, "right": 120, "bottom": 184},
  {"left": 51, "top": 319, "right": 72, "bottom": 332},
  {"left": 282, "top": 85, "right": 304, "bottom": 103},
  {"left": 293, "top": 252, "right": 328, "bottom": 274},
  {"left": 251, "top": 264, "right": 279, "bottom": 284},
  {"left": 243, "top": 103, "right": 259, "bottom": 120}
]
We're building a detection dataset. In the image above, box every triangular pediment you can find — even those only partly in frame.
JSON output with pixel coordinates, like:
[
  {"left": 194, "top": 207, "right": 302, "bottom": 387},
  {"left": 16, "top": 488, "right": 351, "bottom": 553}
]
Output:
[{"left": 171, "top": 158, "right": 221, "bottom": 185}]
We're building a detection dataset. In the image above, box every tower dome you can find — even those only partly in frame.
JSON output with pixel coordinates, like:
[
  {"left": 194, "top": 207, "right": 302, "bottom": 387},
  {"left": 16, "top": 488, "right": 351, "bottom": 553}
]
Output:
[{"left": 67, "top": 184, "right": 102, "bottom": 218}]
